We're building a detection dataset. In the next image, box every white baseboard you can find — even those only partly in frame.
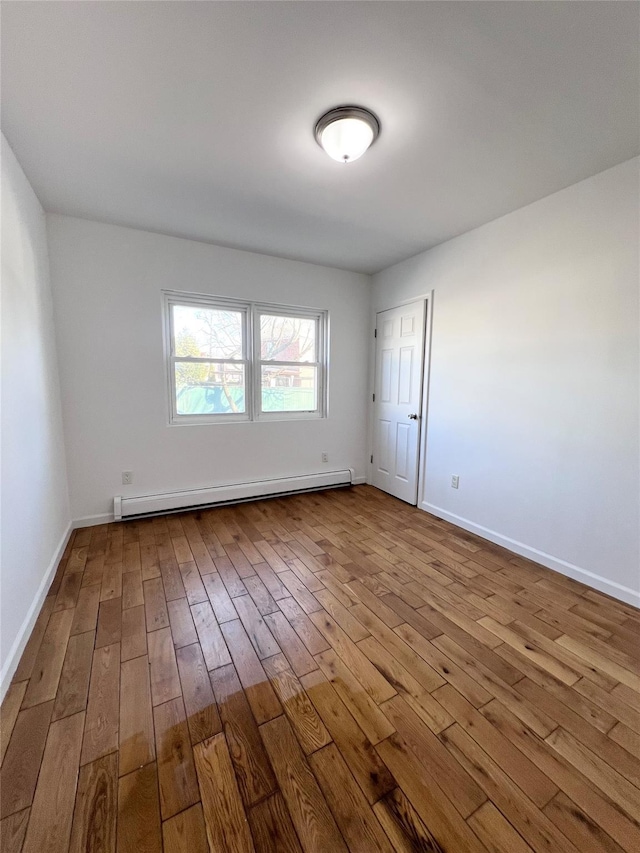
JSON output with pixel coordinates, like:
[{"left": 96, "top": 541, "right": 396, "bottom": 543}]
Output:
[
  {"left": 352, "top": 476, "right": 367, "bottom": 485},
  {"left": 422, "top": 502, "right": 640, "bottom": 609},
  {"left": 0, "top": 522, "right": 73, "bottom": 702},
  {"left": 73, "top": 513, "right": 113, "bottom": 528},
  {"left": 114, "top": 470, "right": 355, "bottom": 520}
]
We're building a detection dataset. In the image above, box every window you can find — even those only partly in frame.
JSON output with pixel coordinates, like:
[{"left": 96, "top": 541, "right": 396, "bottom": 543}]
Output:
[
  {"left": 259, "top": 313, "right": 320, "bottom": 414},
  {"left": 164, "top": 292, "right": 327, "bottom": 424}
]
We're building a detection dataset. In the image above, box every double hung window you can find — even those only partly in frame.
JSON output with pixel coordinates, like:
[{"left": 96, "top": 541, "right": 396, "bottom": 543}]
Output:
[{"left": 165, "top": 292, "right": 327, "bottom": 424}]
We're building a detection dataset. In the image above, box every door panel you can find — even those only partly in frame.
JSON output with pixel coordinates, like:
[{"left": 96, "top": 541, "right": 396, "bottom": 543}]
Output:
[
  {"left": 378, "top": 420, "right": 391, "bottom": 473},
  {"left": 395, "top": 423, "right": 410, "bottom": 481},
  {"left": 381, "top": 349, "right": 393, "bottom": 401},
  {"left": 372, "top": 300, "right": 425, "bottom": 504},
  {"left": 398, "top": 347, "right": 414, "bottom": 403}
]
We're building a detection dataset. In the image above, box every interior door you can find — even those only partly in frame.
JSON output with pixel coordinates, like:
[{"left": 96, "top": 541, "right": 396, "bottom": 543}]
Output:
[{"left": 372, "top": 300, "right": 426, "bottom": 504}]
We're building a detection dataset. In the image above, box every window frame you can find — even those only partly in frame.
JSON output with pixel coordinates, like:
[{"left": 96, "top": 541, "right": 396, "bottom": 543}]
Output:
[
  {"left": 163, "top": 290, "right": 328, "bottom": 425},
  {"left": 253, "top": 304, "right": 327, "bottom": 422}
]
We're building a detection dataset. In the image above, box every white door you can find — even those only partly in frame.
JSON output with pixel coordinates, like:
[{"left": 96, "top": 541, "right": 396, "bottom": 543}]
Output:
[{"left": 372, "top": 300, "right": 426, "bottom": 504}]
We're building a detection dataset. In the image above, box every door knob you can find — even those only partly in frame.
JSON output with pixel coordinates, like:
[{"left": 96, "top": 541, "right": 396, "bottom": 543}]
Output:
[{"left": 408, "top": 413, "right": 419, "bottom": 420}]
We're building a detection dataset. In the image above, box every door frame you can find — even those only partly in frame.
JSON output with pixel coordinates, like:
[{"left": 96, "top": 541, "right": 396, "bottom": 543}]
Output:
[{"left": 368, "top": 290, "right": 434, "bottom": 507}]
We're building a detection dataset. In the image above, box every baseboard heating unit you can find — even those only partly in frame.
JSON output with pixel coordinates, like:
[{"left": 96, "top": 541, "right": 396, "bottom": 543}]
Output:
[{"left": 113, "top": 469, "right": 355, "bottom": 521}]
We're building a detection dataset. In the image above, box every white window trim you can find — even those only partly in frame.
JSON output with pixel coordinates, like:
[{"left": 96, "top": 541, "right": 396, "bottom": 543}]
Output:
[{"left": 163, "top": 290, "right": 329, "bottom": 425}]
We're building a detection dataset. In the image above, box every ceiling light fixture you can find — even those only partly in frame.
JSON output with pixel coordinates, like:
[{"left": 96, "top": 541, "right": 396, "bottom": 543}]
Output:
[{"left": 315, "top": 106, "right": 380, "bottom": 163}]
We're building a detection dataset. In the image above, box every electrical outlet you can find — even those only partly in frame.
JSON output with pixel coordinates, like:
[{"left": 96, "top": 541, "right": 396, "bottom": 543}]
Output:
[
  {"left": 321, "top": 452, "right": 329, "bottom": 464},
  {"left": 122, "top": 471, "right": 133, "bottom": 485},
  {"left": 451, "top": 475, "right": 459, "bottom": 489}
]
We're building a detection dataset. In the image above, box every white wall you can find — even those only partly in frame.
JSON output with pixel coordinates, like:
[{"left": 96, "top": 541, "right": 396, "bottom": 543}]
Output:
[
  {"left": 1, "top": 135, "right": 71, "bottom": 695},
  {"left": 47, "top": 215, "right": 371, "bottom": 522},
  {"left": 373, "top": 158, "right": 640, "bottom": 605}
]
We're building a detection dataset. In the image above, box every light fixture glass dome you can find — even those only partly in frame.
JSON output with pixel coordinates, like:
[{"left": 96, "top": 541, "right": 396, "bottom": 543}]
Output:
[{"left": 315, "top": 106, "right": 380, "bottom": 163}]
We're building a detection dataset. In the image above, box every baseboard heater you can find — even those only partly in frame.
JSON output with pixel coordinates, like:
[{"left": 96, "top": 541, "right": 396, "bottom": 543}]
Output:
[{"left": 113, "top": 469, "right": 355, "bottom": 521}]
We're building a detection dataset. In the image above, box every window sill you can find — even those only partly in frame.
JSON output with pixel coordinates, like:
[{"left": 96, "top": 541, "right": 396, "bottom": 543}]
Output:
[{"left": 167, "top": 413, "right": 326, "bottom": 427}]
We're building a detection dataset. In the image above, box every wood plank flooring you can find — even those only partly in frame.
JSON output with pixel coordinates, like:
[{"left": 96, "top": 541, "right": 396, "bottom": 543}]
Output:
[{"left": 1, "top": 484, "right": 639, "bottom": 852}]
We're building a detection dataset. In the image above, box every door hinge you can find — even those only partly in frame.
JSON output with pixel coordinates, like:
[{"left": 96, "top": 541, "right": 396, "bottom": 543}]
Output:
[
  {"left": 374, "top": 328, "right": 377, "bottom": 338},
  {"left": 370, "top": 455, "right": 373, "bottom": 464},
  {"left": 372, "top": 393, "right": 375, "bottom": 402}
]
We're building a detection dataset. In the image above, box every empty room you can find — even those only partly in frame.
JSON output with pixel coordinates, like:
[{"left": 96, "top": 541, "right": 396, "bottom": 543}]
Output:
[{"left": 1, "top": 1, "right": 639, "bottom": 851}]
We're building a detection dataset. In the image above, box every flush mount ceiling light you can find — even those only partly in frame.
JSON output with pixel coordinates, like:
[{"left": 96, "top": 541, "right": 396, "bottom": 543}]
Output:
[{"left": 315, "top": 106, "right": 380, "bottom": 163}]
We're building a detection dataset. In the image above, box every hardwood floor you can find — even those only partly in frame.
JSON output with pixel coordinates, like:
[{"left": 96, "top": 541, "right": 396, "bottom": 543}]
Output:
[{"left": 1, "top": 484, "right": 639, "bottom": 852}]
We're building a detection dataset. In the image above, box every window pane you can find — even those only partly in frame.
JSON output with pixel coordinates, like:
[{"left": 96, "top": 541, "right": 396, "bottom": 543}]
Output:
[
  {"left": 173, "top": 305, "right": 243, "bottom": 360},
  {"left": 261, "top": 365, "right": 317, "bottom": 412},
  {"left": 260, "top": 314, "right": 316, "bottom": 362},
  {"left": 175, "top": 362, "right": 245, "bottom": 415}
]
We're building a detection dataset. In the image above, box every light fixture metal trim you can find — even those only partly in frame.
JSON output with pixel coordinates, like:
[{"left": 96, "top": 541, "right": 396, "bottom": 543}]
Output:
[
  {"left": 314, "top": 105, "right": 381, "bottom": 145},
  {"left": 314, "top": 105, "right": 380, "bottom": 160}
]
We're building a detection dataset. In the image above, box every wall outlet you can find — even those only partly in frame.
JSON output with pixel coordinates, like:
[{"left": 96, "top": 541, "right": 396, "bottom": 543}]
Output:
[
  {"left": 321, "top": 452, "right": 329, "bottom": 464},
  {"left": 451, "top": 475, "right": 459, "bottom": 489},
  {"left": 122, "top": 471, "right": 133, "bottom": 485}
]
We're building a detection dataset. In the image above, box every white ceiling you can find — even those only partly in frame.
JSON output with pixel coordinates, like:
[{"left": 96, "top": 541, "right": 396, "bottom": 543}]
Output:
[{"left": 2, "top": 1, "right": 638, "bottom": 274}]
